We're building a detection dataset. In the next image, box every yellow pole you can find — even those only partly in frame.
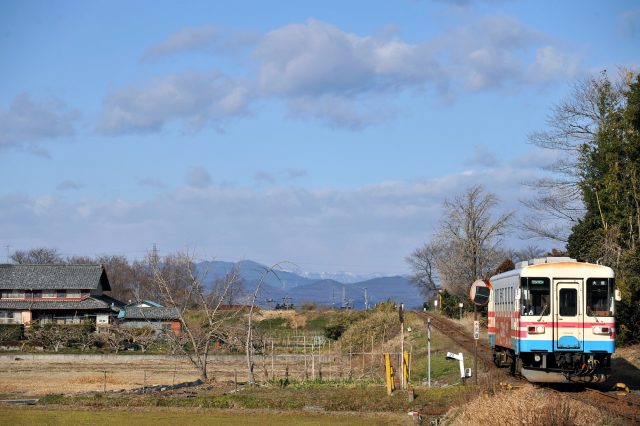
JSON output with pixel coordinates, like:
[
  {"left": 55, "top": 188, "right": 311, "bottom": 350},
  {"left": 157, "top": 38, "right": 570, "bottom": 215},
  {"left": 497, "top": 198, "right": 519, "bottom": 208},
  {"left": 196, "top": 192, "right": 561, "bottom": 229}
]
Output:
[
  {"left": 384, "top": 353, "right": 394, "bottom": 395},
  {"left": 403, "top": 351, "right": 409, "bottom": 387}
]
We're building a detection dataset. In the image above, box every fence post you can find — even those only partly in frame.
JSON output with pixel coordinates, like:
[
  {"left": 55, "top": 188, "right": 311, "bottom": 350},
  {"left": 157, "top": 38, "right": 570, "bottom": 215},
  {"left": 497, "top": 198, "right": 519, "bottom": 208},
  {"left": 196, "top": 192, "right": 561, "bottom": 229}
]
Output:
[
  {"left": 371, "top": 335, "right": 374, "bottom": 378},
  {"left": 304, "top": 335, "right": 308, "bottom": 380},
  {"left": 312, "top": 341, "right": 316, "bottom": 380},
  {"left": 103, "top": 370, "right": 107, "bottom": 393}
]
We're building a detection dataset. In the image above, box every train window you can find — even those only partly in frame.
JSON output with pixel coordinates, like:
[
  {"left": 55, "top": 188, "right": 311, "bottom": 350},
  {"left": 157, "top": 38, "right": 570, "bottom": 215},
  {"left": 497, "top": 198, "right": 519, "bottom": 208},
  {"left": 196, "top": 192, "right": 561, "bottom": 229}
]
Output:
[
  {"left": 520, "top": 277, "right": 550, "bottom": 316},
  {"left": 559, "top": 289, "right": 577, "bottom": 316},
  {"left": 586, "top": 278, "right": 614, "bottom": 317}
]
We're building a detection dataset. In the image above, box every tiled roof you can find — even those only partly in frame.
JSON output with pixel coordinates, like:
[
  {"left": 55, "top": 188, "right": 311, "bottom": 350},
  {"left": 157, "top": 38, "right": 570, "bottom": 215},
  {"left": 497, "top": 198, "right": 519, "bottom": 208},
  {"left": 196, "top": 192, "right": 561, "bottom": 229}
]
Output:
[
  {"left": 120, "top": 306, "right": 180, "bottom": 320},
  {"left": 0, "top": 294, "right": 121, "bottom": 311},
  {"left": 0, "top": 264, "right": 111, "bottom": 291}
]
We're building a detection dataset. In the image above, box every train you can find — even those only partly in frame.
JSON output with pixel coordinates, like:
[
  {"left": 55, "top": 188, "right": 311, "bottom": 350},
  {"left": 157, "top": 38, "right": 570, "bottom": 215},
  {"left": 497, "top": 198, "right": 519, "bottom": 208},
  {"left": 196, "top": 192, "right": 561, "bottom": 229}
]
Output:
[{"left": 488, "top": 257, "right": 620, "bottom": 383}]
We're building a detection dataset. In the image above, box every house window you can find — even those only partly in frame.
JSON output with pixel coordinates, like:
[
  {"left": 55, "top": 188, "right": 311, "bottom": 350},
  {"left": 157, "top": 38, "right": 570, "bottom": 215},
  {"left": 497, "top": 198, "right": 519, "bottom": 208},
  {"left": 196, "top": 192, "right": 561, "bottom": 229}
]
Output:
[
  {"left": 33, "top": 290, "right": 42, "bottom": 298},
  {"left": 42, "top": 290, "right": 56, "bottom": 298},
  {"left": 0, "top": 311, "right": 14, "bottom": 323},
  {"left": 57, "top": 290, "right": 66, "bottom": 298},
  {"left": 67, "top": 290, "right": 81, "bottom": 298},
  {"left": 1, "top": 291, "right": 23, "bottom": 299}
]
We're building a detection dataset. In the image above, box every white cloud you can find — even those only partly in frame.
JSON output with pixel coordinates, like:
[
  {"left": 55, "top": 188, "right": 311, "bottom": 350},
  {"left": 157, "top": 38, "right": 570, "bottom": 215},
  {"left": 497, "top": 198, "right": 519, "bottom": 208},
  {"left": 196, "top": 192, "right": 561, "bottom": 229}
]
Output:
[
  {"left": 620, "top": 8, "right": 640, "bottom": 39},
  {"left": 142, "top": 25, "right": 218, "bottom": 60},
  {"left": 98, "top": 16, "right": 580, "bottom": 133},
  {"left": 0, "top": 165, "right": 545, "bottom": 274},
  {"left": 97, "top": 70, "right": 251, "bottom": 135},
  {"left": 464, "top": 144, "right": 500, "bottom": 167},
  {"left": 0, "top": 93, "right": 78, "bottom": 149},
  {"left": 528, "top": 46, "right": 579, "bottom": 84},
  {"left": 255, "top": 19, "right": 441, "bottom": 97},
  {"left": 287, "top": 94, "right": 396, "bottom": 129},
  {"left": 442, "top": 15, "right": 578, "bottom": 91}
]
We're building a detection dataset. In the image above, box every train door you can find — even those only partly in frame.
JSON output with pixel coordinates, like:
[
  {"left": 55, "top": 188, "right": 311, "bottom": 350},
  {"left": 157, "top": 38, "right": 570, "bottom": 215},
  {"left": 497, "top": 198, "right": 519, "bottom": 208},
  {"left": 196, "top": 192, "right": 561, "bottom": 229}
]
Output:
[{"left": 554, "top": 280, "right": 584, "bottom": 351}]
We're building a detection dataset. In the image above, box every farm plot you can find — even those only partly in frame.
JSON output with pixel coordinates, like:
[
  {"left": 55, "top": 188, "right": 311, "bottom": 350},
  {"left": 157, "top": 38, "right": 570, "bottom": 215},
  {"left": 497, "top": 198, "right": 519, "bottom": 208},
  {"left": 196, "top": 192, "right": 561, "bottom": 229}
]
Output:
[{"left": 0, "top": 352, "right": 386, "bottom": 396}]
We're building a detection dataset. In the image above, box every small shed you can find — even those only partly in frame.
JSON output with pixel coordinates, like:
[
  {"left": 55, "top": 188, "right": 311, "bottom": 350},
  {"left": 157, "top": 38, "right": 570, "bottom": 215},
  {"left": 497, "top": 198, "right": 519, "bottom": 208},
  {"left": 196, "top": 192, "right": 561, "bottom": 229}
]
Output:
[{"left": 117, "top": 301, "right": 181, "bottom": 334}]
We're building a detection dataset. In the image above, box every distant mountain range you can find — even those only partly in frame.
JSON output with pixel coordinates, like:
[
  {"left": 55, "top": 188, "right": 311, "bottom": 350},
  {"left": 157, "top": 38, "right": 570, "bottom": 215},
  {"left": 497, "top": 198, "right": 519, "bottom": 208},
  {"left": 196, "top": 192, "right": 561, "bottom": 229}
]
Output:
[{"left": 195, "top": 260, "right": 426, "bottom": 309}]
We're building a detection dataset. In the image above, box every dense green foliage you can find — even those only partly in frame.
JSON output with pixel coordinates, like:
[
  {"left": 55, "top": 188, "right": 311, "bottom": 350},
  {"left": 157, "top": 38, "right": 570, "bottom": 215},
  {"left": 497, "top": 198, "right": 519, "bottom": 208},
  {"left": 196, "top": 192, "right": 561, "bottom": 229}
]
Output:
[{"left": 566, "top": 71, "right": 640, "bottom": 344}]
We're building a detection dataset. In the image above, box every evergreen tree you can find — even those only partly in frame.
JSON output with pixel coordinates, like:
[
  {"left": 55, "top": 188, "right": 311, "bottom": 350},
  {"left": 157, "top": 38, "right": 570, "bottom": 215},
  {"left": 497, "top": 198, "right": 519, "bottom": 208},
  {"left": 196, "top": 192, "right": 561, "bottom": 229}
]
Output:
[{"left": 566, "top": 71, "right": 640, "bottom": 344}]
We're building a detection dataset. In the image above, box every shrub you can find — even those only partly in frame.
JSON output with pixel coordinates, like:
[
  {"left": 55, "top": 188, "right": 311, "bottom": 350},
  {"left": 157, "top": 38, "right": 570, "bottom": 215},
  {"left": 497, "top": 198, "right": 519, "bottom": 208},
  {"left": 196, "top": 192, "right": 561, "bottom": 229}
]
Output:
[
  {"left": 256, "top": 317, "right": 290, "bottom": 331},
  {"left": 0, "top": 323, "right": 23, "bottom": 342},
  {"left": 372, "top": 299, "right": 397, "bottom": 312},
  {"left": 339, "top": 311, "right": 400, "bottom": 352},
  {"left": 301, "top": 303, "right": 317, "bottom": 311},
  {"left": 324, "top": 323, "right": 346, "bottom": 341}
]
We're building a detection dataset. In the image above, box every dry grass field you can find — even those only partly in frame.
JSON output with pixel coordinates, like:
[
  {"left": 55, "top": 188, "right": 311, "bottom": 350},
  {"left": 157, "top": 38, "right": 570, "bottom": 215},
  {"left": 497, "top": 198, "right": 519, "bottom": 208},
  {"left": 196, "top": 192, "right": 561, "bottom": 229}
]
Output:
[
  {"left": 0, "top": 406, "right": 413, "bottom": 425},
  {"left": 0, "top": 352, "right": 386, "bottom": 396},
  {"left": 445, "top": 385, "right": 606, "bottom": 425},
  {"left": 0, "top": 356, "right": 202, "bottom": 396}
]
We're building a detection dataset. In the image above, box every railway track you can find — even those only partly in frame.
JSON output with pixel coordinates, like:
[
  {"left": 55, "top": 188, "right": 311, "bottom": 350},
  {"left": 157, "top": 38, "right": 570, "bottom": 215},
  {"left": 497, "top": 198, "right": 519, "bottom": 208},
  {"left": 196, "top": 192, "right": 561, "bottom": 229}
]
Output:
[
  {"left": 416, "top": 311, "right": 501, "bottom": 374},
  {"left": 415, "top": 311, "right": 640, "bottom": 424},
  {"left": 543, "top": 386, "right": 640, "bottom": 424}
]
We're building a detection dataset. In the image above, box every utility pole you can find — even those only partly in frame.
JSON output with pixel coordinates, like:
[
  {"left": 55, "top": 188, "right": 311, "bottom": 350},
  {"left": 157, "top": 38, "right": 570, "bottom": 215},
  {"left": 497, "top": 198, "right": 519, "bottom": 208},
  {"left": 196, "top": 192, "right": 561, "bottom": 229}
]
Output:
[
  {"left": 427, "top": 318, "right": 431, "bottom": 388},
  {"left": 399, "top": 303, "right": 405, "bottom": 390},
  {"left": 362, "top": 287, "right": 368, "bottom": 310},
  {"left": 151, "top": 243, "right": 159, "bottom": 268},
  {"left": 342, "top": 286, "right": 346, "bottom": 309}
]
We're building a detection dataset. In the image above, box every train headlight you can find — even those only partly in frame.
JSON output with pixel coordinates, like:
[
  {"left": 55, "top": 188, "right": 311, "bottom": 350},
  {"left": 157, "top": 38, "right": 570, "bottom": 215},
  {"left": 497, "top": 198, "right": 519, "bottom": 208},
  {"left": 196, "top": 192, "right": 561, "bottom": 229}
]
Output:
[{"left": 527, "top": 325, "right": 545, "bottom": 334}]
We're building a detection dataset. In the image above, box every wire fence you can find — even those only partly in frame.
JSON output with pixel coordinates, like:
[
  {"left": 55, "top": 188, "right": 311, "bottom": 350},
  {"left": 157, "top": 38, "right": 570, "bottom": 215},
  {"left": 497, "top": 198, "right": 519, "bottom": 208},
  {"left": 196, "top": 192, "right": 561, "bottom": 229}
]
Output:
[{"left": 0, "top": 351, "right": 412, "bottom": 394}]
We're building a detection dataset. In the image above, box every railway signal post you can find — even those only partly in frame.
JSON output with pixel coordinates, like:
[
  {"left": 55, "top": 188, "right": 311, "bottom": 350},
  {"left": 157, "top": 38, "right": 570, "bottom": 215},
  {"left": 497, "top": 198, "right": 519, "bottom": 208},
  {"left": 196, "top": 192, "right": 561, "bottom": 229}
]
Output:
[{"left": 470, "top": 279, "right": 492, "bottom": 385}]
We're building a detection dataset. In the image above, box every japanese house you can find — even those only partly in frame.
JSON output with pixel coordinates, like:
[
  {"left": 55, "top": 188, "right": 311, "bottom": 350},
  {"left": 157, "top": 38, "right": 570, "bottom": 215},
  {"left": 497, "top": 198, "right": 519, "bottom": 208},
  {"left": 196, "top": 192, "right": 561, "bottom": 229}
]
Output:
[{"left": 0, "top": 264, "right": 122, "bottom": 326}]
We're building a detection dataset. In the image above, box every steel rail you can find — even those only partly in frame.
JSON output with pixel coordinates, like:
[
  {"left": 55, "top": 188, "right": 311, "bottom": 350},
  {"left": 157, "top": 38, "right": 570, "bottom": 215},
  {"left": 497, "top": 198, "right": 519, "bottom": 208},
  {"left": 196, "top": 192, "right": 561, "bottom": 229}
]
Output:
[{"left": 414, "top": 310, "right": 640, "bottom": 424}]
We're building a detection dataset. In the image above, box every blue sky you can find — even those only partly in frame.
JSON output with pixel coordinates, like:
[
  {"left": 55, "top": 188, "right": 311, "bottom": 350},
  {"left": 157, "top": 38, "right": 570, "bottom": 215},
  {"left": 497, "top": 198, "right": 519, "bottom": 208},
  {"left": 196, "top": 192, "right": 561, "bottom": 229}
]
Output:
[{"left": 1, "top": 0, "right": 638, "bottom": 275}]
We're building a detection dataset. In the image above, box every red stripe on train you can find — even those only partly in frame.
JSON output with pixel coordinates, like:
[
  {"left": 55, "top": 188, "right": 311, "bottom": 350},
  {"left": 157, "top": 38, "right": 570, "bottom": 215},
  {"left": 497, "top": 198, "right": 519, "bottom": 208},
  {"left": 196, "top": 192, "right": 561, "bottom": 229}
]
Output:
[{"left": 517, "top": 323, "right": 615, "bottom": 329}]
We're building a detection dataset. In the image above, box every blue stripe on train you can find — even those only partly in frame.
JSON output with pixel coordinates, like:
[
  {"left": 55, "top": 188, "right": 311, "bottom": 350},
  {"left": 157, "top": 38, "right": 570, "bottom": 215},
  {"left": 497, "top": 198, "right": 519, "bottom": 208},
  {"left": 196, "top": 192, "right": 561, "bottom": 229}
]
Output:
[
  {"left": 517, "top": 339, "right": 614, "bottom": 354},
  {"left": 583, "top": 340, "right": 615, "bottom": 353}
]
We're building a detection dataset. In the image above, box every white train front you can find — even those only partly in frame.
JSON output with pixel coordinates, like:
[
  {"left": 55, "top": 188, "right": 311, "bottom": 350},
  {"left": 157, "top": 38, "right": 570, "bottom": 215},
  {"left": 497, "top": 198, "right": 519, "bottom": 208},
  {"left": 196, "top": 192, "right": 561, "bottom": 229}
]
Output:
[{"left": 488, "top": 257, "right": 619, "bottom": 383}]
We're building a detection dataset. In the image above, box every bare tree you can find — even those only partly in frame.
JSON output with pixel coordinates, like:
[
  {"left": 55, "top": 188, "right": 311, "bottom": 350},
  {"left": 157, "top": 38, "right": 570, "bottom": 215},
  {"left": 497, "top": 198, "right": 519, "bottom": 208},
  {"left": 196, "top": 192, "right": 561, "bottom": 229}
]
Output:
[
  {"left": 405, "top": 242, "right": 441, "bottom": 297},
  {"left": 505, "top": 245, "right": 548, "bottom": 264},
  {"left": 521, "top": 71, "right": 628, "bottom": 243},
  {"left": 245, "top": 264, "right": 281, "bottom": 385},
  {"left": 435, "top": 185, "right": 513, "bottom": 296},
  {"left": 215, "top": 266, "right": 247, "bottom": 306},
  {"left": 100, "top": 324, "right": 127, "bottom": 353},
  {"left": 121, "top": 326, "right": 158, "bottom": 352},
  {"left": 24, "top": 324, "right": 76, "bottom": 352},
  {"left": 96, "top": 255, "right": 140, "bottom": 303},
  {"left": 148, "top": 250, "right": 240, "bottom": 381},
  {"left": 10, "top": 247, "right": 64, "bottom": 264}
]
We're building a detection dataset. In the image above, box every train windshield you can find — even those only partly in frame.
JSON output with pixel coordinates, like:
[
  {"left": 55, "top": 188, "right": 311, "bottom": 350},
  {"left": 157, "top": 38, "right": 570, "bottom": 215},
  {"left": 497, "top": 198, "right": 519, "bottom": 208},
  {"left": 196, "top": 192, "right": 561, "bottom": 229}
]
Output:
[
  {"left": 586, "top": 278, "right": 614, "bottom": 317},
  {"left": 520, "top": 277, "right": 550, "bottom": 316}
]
